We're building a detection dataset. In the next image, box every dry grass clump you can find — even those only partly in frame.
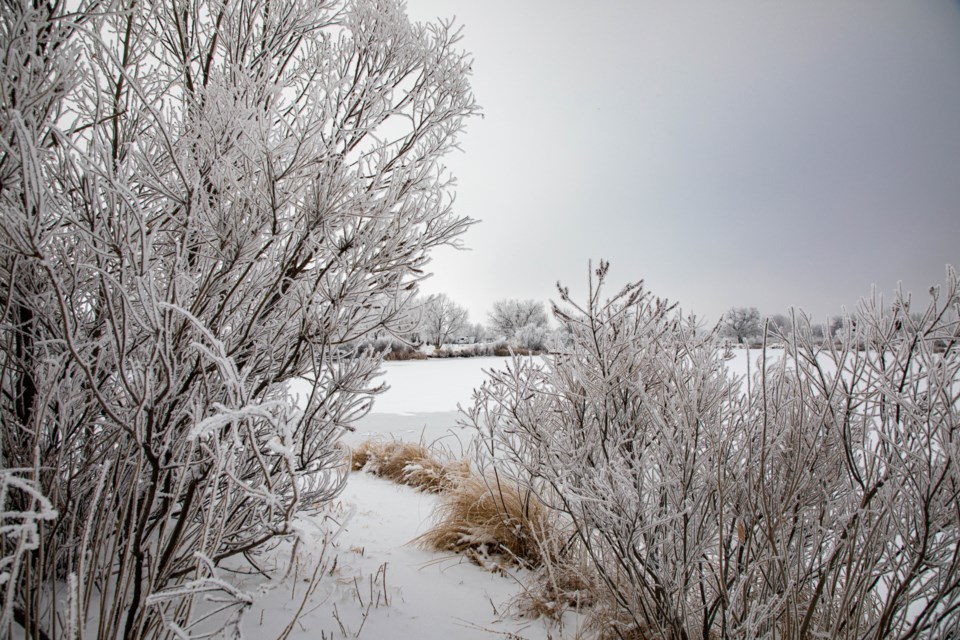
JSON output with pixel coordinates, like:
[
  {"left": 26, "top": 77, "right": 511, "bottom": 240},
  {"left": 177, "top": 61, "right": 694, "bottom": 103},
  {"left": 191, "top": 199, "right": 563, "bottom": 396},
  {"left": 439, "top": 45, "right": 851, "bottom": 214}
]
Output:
[
  {"left": 350, "top": 439, "right": 377, "bottom": 471},
  {"left": 403, "top": 455, "right": 470, "bottom": 493},
  {"left": 519, "top": 561, "right": 599, "bottom": 620},
  {"left": 354, "top": 441, "right": 606, "bottom": 619},
  {"left": 413, "top": 467, "right": 613, "bottom": 624},
  {"left": 416, "top": 474, "right": 555, "bottom": 568},
  {"left": 350, "top": 439, "right": 469, "bottom": 493}
]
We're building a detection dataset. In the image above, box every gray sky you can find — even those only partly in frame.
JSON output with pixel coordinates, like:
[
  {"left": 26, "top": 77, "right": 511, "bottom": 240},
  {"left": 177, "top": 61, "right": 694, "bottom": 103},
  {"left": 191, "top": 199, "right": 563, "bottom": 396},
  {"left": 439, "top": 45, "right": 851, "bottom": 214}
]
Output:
[{"left": 405, "top": 0, "right": 960, "bottom": 325}]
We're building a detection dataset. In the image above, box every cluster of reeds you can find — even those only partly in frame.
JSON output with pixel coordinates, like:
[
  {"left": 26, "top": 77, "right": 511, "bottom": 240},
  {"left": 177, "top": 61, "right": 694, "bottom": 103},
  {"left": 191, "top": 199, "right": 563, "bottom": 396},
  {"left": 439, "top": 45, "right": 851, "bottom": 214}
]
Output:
[
  {"left": 414, "top": 473, "right": 556, "bottom": 569},
  {"left": 351, "top": 439, "right": 563, "bottom": 573},
  {"left": 350, "top": 439, "right": 469, "bottom": 493}
]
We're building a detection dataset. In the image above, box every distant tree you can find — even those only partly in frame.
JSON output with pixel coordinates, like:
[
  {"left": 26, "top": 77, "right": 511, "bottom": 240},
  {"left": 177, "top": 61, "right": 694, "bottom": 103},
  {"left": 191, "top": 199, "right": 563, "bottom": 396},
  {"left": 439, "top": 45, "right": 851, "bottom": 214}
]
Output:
[
  {"left": 811, "top": 323, "right": 826, "bottom": 340},
  {"left": 829, "top": 316, "right": 845, "bottom": 338},
  {"left": 721, "top": 307, "right": 761, "bottom": 344},
  {"left": 488, "top": 299, "right": 548, "bottom": 339},
  {"left": 513, "top": 322, "right": 552, "bottom": 351},
  {"left": 766, "top": 313, "right": 793, "bottom": 337},
  {"left": 468, "top": 322, "right": 489, "bottom": 342},
  {"left": 423, "top": 294, "right": 469, "bottom": 348}
]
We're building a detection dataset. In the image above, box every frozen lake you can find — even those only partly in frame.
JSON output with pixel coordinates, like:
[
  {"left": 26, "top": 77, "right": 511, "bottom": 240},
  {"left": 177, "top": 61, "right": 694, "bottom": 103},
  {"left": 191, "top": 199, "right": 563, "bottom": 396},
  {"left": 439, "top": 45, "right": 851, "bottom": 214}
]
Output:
[{"left": 349, "top": 355, "right": 516, "bottom": 452}]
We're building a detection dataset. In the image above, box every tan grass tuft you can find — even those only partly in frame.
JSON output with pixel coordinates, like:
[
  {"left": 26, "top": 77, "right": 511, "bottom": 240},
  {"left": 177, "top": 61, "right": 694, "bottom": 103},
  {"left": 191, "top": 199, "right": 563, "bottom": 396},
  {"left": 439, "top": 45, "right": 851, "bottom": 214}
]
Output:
[
  {"left": 350, "top": 439, "right": 378, "bottom": 471},
  {"left": 350, "top": 438, "right": 469, "bottom": 493},
  {"left": 402, "top": 455, "right": 471, "bottom": 493},
  {"left": 416, "top": 474, "right": 554, "bottom": 568}
]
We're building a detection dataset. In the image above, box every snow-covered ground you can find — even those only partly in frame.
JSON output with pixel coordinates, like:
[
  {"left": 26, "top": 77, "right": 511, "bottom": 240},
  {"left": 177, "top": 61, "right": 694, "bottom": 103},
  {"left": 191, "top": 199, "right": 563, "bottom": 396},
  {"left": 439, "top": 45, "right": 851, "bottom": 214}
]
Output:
[
  {"left": 246, "top": 350, "right": 761, "bottom": 639},
  {"left": 241, "top": 471, "right": 566, "bottom": 640}
]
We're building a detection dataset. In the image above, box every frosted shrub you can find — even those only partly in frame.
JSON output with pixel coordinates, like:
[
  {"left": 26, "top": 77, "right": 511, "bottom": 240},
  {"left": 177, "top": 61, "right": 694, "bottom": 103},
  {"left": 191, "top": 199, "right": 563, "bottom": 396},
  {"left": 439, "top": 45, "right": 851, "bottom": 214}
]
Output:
[
  {"left": 0, "top": 0, "right": 476, "bottom": 636},
  {"left": 466, "top": 262, "right": 960, "bottom": 639}
]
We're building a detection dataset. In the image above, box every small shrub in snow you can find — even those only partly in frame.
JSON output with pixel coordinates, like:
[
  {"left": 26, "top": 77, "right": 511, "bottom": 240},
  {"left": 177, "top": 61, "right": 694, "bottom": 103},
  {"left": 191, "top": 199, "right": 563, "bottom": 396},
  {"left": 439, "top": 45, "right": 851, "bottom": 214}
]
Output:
[
  {"left": 492, "top": 342, "right": 532, "bottom": 357},
  {"left": 383, "top": 347, "right": 429, "bottom": 361}
]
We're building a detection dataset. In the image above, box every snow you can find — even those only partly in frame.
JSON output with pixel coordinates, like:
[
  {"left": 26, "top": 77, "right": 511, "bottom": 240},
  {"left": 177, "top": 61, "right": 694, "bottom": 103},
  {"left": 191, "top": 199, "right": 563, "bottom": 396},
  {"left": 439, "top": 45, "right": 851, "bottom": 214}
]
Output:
[
  {"left": 243, "top": 356, "right": 571, "bottom": 639},
  {"left": 365, "top": 356, "right": 510, "bottom": 415},
  {"left": 347, "top": 356, "right": 516, "bottom": 452},
  {"left": 250, "top": 473, "right": 562, "bottom": 639}
]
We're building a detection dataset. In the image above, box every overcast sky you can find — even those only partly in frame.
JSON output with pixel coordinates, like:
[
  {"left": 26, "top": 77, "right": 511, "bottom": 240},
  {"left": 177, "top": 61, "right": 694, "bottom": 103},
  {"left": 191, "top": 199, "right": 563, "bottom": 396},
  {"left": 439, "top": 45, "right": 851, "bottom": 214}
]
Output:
[{"left": 404, "top": 0, "right": 960, "bottom": 326}]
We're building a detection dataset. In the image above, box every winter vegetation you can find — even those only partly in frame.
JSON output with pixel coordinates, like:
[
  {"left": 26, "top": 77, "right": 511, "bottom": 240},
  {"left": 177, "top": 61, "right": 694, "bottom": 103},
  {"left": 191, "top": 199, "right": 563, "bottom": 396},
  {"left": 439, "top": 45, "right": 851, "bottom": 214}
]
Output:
[
  {"left": 489, "top": 299, "right": 550, "bottom": 339},
  {"left": 2, "top": 0, "right": 959, "bottom": 638},
  {"left": 721, "top": 306, "right": 762, "bottom": 345},
  {"left": 353, "top": 295, "right": 558, "bottom": 360},
  {"left": 429, "top": 297, "right": 555, "bottom": 353},
  {"left": 349, "top": 438, "right": 469, "bottom": 493},
  {"left": 417, "top": 473, "right": 553, "bottom": 571},
  {"left": 460, "top": 262, "right": 960, "bottom": 639},
  {"left": 0, "top": 0, "right": 477, "bottom": 636}
]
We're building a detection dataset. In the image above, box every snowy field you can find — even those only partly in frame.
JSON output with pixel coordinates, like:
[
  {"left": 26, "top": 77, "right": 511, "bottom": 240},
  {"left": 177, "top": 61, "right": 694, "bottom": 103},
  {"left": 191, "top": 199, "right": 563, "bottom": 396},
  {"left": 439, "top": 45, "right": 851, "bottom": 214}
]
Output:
[{"left": 245, "top": 351, "right": 758, "bottom": 639}]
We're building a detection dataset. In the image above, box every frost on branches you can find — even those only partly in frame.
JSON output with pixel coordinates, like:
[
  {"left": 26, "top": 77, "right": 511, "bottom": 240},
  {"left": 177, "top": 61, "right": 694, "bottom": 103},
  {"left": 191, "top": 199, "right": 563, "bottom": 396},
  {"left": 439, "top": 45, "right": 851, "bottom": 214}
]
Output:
[
  {"left": 466, "top": 262, "right": 960, "bottom": 640},
  {"left": 0, "top": 0, "right": 477, "bottom": 636}
]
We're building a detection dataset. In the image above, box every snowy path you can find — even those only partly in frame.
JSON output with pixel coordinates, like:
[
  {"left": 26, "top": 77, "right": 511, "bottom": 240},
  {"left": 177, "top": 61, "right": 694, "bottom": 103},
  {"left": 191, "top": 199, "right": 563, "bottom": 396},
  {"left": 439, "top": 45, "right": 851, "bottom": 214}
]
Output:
[
  {"left": 325, "top": 473, "right": 554, "bottom": 639},
  {"left": 242, "top": 357, "right": 565, "bottom": 639},
  {"left": 243, "top": 470, "right": 561, "bottom": 639}
]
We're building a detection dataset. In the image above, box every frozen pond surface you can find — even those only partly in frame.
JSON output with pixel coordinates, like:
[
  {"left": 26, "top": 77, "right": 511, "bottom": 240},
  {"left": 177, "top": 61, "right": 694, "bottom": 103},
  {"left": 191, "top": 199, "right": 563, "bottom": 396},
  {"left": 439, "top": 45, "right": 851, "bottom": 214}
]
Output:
[
  {"left": 350, "top": 356, "right": 516, "bottom": 451},
  {"left": 365, "top": 356, "right": 511, "bottom": 414}
]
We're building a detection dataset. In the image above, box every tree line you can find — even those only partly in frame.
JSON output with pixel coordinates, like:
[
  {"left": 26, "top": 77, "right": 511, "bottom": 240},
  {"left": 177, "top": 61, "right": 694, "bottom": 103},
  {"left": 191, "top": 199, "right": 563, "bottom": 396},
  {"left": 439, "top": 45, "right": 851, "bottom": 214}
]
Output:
[
  {"left": 719, "top": 305, "right": 939, "bottom": 347},
  {"left": 409, "top": 295, "right": 551, "bottom": 350},
  {"left": 412, "top": 296, "right": 864, "bottom": 352}
]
